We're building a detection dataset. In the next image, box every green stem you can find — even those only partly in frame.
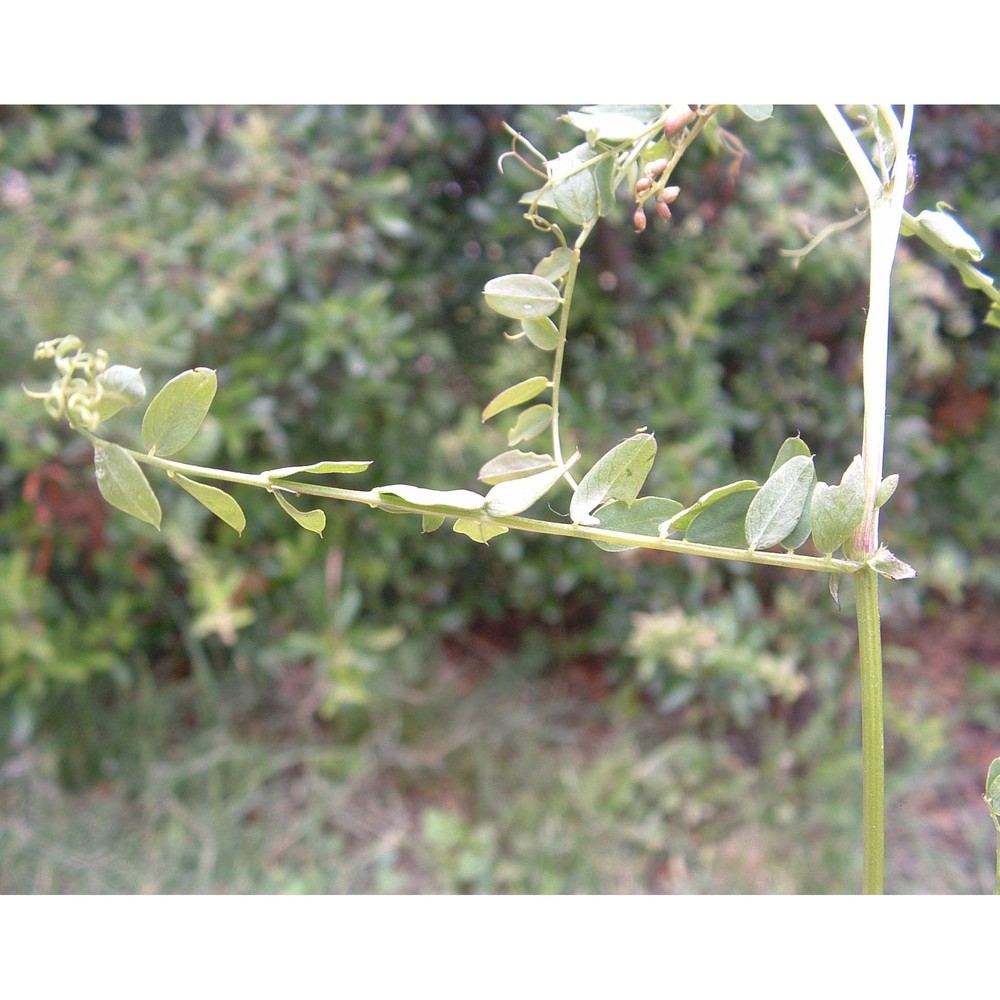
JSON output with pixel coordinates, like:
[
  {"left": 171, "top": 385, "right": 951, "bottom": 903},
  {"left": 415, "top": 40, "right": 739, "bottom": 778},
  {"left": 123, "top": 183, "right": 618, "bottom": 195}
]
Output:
[
  {"left": 549, "top": 247, "right": 582, "bottom": 482},
  {"left": 821, "top": 105, "right": 913, "bottom": 894},
  {"left": 103, "top": 435, "right": 864, "bottom": 576},
  {"left": 854, "top": 565, "right": 886, "bottom": 894},
  {"left": 994, "top": 815, "right": 1000, "bottom": 895}
]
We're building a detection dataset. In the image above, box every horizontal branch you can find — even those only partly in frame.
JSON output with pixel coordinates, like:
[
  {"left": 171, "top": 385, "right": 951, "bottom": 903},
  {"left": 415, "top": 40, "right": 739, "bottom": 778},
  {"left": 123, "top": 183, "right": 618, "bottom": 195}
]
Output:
[
  {"left": 107, "top": 441, "right": 862, "bottom": 576},
  {"left": 268, "top": 478, "right": 862, "bottom": 576}
]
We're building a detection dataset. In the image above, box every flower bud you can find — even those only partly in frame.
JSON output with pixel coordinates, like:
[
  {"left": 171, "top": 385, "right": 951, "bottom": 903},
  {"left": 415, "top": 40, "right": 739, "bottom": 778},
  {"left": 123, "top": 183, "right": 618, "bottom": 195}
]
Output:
[
  {"left": 644, "top": 157, "right": 669, "bottom": 180},
  {"left": 659, "top": 185, "right": 681, "bottom": 204},
  {"left": 633, "top": 209, "right": 647, "bottom": 232},
  {"left": 635, "top": 177, "right": 652, "bottom": 195},
  {"left": 662, "top": 104, "right": 697, "bottom": 136},
  {"left": 655, "top": 201, "right": 672, "bottom": 222}
]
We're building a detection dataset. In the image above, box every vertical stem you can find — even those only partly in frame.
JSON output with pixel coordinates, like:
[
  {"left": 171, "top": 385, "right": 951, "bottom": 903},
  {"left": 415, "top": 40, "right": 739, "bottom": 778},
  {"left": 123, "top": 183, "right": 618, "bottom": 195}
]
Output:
[
  {"left": 821, "top": 105, "right": 913, "bottom": 894},
  {"left": 854, "top": 565, "right": 885, "bottom": 894},
  {"left": 550, "top": 246, "right": 583, "bottom": 482},
  {"left": 994, "top": 819, "right": 1000, "bottom": 895}
]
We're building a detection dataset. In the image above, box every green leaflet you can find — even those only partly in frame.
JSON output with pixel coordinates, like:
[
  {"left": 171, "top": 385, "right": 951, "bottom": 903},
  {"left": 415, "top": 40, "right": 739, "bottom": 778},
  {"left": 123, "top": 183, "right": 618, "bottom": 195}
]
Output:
[
  {"left": 549, "top": 144, "right": 611, "bottom": 227},
  {"left": 684, "top": 489, "right": 757, "bottom": 549},
  {"left": 590, "top": 497, "right": 682, "bottom": 552},
  {"left": 521, "top": 317, "right": 560, "bottom": 351},
  {"left": 478, "top": 450, "right": 556, "bottom": 486},
  {"left": 985, "top": 758, "right": 1000, "bottom": 815},
  {"left": 273, "top": 490, "right": 326, "bottom": 536},
  {"left": 483, "top": 274, "right": 562, "bottom": 320},
  {"left": 453, "top": 519, "right": 509, "bottom": 544},
  {"left": 810, "top": 455, "right": 866, "bottom": 556},
  {"left": 94, "top": 365, "right": 146, "bottom": 423},
  {"left": 909, "top": 208, "right": 984, "bottom": 262},
  {"left": 375, "top": 484, "right": 486, "bottom": 516},
  {"left": 533, "top": 247, "right": 575, "bottom": 282},
  {"left": 770, "top": 435, "right": 812, "bottom": 475},
  {"left": 875, "top": 474, "right": 899, "bottom": 509},
  {"left": 141, "top": 367, "right": 217, "bottom": 457},
  {"left": 570, "top": 433, "right": 656, "bottom": 527},
  {"left": 173, "top": 474, "right": 247, "bottom": 535},
  {"left": 745, "top": 454, "right": 815, "bottom": 551},
  {"left": 563, "top": 110, "right": 651, "bottom": 142},
  {"left": 659, "top": 480, "right": 759, "bottom": 535},
  {"left": 481, "top": 376, "right": 551, "bottom": 422},
  {"left": 484, "top": 455, "right": 577, "bottom": 518},
  {"left": 868, "top": 546, "right": 917, "bottom": 581},
  {"left": 264, "top": 460, "right": 372, "bottom": 481},
  {"left": 769, "top": 437, "right": 815, "bottom": 551},
  {"left": 93, "top": 441, "right": 161, "bottom": 529},
  {"left": 507, "top": 404, "right": 553, "bottom": 446},
  {"left": 737, "top": 105, "right": 774, "bottom": 122}
]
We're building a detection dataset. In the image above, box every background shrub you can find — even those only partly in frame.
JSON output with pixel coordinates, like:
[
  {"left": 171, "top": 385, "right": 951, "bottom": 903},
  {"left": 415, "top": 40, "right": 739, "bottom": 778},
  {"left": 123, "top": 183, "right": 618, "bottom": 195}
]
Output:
[{"left": 2, "top": 105, "right": 998, "bottom": 790}]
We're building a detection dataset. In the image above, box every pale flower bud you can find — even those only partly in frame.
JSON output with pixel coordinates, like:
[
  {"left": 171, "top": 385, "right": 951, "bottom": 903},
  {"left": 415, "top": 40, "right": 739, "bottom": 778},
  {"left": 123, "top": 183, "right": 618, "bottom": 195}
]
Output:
[{"left": 662, "top": 104, "right": 697, "bottom": 136}]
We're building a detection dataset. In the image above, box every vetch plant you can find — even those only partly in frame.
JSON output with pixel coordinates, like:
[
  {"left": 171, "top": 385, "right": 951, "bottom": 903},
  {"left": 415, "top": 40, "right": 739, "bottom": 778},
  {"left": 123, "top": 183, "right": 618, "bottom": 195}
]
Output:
[{"left": 25, "top": 105, "right": 1000, "bottom": 893}]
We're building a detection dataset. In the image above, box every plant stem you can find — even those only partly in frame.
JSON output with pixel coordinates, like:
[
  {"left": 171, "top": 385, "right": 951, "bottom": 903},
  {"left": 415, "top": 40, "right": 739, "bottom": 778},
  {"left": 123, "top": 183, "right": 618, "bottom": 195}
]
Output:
[
  {"left": 821, "top": 104, "right": 913, "bottom": 894},
  {"left": 104, "top": 436, "right": 864, "bottom": 576},
  {"left": 994, "top": 817, "right": 1000, "bottom": 895},
  {"left": 550, "top": 247, "right": 582, "bottom": 484},
  {"left": 854, "top": 565, "right": 885, "bottom": 894}
]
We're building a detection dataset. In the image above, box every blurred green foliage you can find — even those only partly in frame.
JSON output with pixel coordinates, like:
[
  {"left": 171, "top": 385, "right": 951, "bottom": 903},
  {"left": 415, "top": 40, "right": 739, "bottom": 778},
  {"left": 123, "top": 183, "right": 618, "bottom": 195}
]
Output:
[{"left": 2, "top": 105, "right": 999, "bottom": 790}]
